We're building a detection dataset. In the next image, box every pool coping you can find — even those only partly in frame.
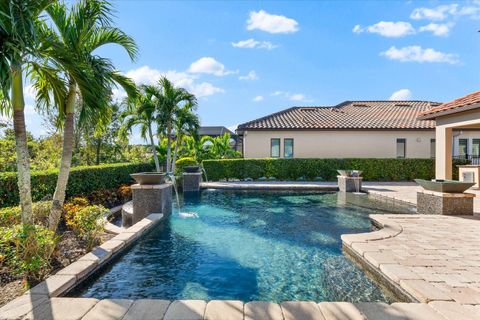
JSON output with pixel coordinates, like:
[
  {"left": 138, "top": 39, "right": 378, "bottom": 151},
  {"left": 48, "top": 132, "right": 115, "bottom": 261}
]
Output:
[
  {"left": 0, "top": 213, "right": 165, "bottom": 311},
  {"left": 341, "top": 215, "right": 419, "bottom": 304}
]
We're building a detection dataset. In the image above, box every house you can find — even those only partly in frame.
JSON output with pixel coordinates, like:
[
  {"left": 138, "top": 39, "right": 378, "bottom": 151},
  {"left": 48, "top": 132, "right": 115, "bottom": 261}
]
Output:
[
  {"left": 198, "top": 126, "right": 235, "bottom": 138},
  {"left": 198, "top": 126, "right": 242, "bottom": 152},
  {"left": 236, "top": 100, "right": 480, "bottom": 159},
  {"left": 418, "top": 90, "right": 480, "bottom": 179}
]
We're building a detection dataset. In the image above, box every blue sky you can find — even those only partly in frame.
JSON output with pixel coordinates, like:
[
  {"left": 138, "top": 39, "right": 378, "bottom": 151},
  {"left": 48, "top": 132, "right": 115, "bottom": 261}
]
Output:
[{"left": 8, "top": 1, "right": 480, "bottom": 142}]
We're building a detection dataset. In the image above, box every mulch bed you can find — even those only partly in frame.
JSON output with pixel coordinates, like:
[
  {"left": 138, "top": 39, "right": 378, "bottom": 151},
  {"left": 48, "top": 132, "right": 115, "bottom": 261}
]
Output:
[{"left": 0, "top": 228, "right": 114, "bottom": 307}]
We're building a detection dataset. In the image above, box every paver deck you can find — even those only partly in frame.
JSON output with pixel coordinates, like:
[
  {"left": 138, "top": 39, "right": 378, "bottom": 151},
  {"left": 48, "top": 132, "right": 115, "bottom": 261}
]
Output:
[
  {"left": 2, "top": 298, "right": 479, "bottom": 319},
  {"left": 343, "top": 214, "right": 480, "bottom": 307}
]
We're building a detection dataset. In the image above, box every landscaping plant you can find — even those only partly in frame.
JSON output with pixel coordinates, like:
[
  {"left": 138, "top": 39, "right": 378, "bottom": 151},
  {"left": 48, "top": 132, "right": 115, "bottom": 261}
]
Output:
[
  {"left": 65, "top": 204, "right": 107, "bottom": 251},
  {"left": 0, "top": 224, "right": 58, "bottom": 286}
]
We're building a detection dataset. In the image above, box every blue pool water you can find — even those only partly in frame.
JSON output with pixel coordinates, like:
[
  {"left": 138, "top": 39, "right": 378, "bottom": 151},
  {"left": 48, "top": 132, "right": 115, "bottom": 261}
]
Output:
[{"left": 75, "top": 190, "right": 413, "bottom": 302}]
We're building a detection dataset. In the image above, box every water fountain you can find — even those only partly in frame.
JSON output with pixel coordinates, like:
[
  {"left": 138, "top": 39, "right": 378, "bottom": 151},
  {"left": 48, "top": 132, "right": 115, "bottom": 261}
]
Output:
[
  {"left": 122, "top": 172, "right": 172, "bottom": 227},
  {"left": 201, "top": 166, "right": 209, "bottom": 183},
  {"left": 166, "top": 172, "right": 181, "bottom": 210},
  {"left": 337, "top": 170, "right": 364, "bottom": 193}
]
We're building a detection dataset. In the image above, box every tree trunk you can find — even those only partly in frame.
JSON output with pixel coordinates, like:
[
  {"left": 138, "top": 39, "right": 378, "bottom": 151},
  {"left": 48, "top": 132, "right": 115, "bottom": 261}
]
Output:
[
  {"left": 49, "top": 83, "right": 76, "bottom": 232},
  {"left": 148, "top": 124, "right": 160, "bottom": 172},
  {"left": 171, "top": 134, "right": 182, "bottom": 173},
  {"left": 11, "top": 62, "right": 33, "bottom": 224},
  {"left": 95, "top": 139, "right": 101, "bottom": 165},
  {"left": 166, "top": 121, "right": 172, "bottom": 172}
]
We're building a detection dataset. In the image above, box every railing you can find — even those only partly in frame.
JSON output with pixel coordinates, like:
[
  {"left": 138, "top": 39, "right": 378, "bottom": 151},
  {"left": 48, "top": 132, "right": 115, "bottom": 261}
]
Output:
[{"left": 453, "top": 155, "right": 480, "bottom": 165}]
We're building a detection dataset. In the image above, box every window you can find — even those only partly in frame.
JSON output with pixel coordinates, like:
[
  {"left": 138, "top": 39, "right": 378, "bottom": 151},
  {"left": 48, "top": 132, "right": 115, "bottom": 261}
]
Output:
[
  {"left": 396, "top": 138, "right": 406, "bottom": 158},
  {"left": 459, "top": 139, "right": 468, "bottom": 157},
  {"left": 430, "top": 139, "right": 436, "bottom": 159},
  {"left": 284, "top": 138, "right": 294, "bottom": 158},
  {"left": 271, "top": 138, "right": 280, "bottom": 158},
  {"left": 473, "top": 139, "right": 480, "bottom": 157}
]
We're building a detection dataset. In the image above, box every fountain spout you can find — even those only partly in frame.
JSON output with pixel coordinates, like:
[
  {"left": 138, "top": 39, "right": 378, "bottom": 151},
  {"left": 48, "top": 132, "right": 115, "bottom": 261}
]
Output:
[{"left": 166, "top": 172, "right": 181, "bottom": 210}]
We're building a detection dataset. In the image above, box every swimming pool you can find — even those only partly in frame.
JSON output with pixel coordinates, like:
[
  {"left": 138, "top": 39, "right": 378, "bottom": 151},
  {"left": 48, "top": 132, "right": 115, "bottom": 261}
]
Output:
[{"left": 73, "top": 190, "right": 413, "bottom": 302}]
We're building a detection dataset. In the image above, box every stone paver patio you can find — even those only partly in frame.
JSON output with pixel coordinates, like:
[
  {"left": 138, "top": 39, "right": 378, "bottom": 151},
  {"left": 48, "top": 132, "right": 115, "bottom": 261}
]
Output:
[{"left": 3, "top": 297, "right": 480, "bottom": 319}]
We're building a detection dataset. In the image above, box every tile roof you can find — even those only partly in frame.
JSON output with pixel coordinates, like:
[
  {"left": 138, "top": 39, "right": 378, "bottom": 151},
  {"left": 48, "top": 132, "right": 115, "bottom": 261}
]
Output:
[
  {"left": 238, "top": 101, "right": 438, "bottom": 131},
  {"left": 198, "top": 126, "right": 234, "bottom": 136},
  {"left": 418, "top": 91, "right": 480, "bottom": 119}
]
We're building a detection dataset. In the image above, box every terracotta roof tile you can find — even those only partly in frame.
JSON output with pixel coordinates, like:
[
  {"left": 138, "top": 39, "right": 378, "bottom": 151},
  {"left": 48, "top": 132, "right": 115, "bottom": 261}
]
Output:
[
  {"left": 419, "top": 91, "right": 480, "bottom": 119},
  {"left": 238, "top": 101, "right": 437, "bottom": 130}
]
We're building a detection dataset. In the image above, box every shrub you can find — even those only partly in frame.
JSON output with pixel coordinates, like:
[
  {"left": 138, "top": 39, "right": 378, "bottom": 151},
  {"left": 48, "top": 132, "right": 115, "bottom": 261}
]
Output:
[
  {"left": 117, "top": 184, "right": 132, "bottom": 202},
  {"left": 66, "top": 205, "right": 107, "bottom": 250},
  {"left": 0, "top": 224, "right": 58, "bottom": 284},
  {"left": 0, "top": 162, "right": 155, "bottom": 208},
  {"left": 0, "top": 201, "right": 52, "bottom": 227},
  {"left": 175, "top": 157, "right": 198, "bottom": 174},
  {"left": 64, "top": 196, "right": 90, "bottom": 227},
  {"left": 202, "top": 158, "right": 467, "bottom": 181}
]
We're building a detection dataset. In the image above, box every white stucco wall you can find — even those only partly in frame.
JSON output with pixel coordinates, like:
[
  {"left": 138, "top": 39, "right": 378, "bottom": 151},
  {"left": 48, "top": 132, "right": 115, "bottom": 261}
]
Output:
[
  {"left": 242, "top": 129, "right": 480, "bottom": 159},
  {"left": 243, "top": 130, "right": 436, "bottom": 158}
]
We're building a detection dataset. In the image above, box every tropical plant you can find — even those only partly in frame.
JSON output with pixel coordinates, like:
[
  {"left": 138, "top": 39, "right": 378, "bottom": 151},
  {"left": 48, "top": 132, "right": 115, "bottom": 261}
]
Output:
[
  {"left": 153, "top": 77, "right": 197, "bottom": 172},
  {"left": 121, "top": 85, "right": 162, "bottom": 172},
  {"left": 210, "top": 133, "right": 241, "bottom": 159},
  {"left": 0, "top": 224, "right": 58, "bottom": 284},
  {"left": 36, "top": 0, "right": 138, "bottom": 232},
  {"left": 0, "top": 0, "right": 57, "bottom": 223},
  {"left": 171, "top": 102, "right": 199, "bottom": 172},
  {"left": 66, "top": 205, "right": 107, "bottom": 250}
]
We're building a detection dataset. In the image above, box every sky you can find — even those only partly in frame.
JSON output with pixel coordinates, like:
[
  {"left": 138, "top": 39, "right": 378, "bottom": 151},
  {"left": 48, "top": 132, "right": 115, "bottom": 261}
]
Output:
[{"left": 5, "top": 0, "right": 480, "bottom": 143}]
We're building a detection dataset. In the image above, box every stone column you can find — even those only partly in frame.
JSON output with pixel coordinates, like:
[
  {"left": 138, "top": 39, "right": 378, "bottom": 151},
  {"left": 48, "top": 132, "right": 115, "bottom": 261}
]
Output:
[
  {"left": 131, "top": 183, "right": 172, "bottom": 225},
  {"left": 183, "top": 172, "right": 202, "bottom": 192},
  {"left": 337, "top": 176, "right": 363, "bottom": 192},
  {"left": 435, "top": 126, "right": 453, "bottom": 180}
]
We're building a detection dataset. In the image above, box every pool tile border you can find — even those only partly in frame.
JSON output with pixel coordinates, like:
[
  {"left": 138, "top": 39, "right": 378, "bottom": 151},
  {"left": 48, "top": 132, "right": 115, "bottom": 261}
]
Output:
[{"left": 0, "top": 213, "right": 165, "bottom": 319}]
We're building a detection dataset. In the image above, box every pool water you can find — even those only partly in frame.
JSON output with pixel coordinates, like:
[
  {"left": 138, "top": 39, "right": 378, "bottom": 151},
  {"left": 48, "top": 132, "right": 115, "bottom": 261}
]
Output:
[{"left": 74, "top": 190, "right": 413, "bottom": 302}]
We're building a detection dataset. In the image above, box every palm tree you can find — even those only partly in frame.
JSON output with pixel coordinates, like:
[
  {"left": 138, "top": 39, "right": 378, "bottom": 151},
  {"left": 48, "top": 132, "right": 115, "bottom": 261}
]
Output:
[
  {"left": 34, "top": 0, "right": 138, "bottom": 231},
  {"left": 0, "top": 0, "right": 57, "bottom": 223},
  {"left": 171, "top": 102, "right": 199, "bottom": 172},
  {"left": 211, "top": 133, "right": 239, "bottom": 159},
  {"left": 121, "top": 85, "right": 162, "bottom": 172},
  {"left": 153, "top": 77, "right": 197, "bottom": 173}
]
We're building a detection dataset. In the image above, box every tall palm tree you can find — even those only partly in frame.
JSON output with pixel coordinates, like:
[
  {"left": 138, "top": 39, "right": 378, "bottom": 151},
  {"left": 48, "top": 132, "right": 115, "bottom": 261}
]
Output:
[
  {"left": 171, "top": 102, "right": 199, "bottom": 172},
  {"left": 153, "top": 77, "right": 197, "bottom": 172},
  {"left": 35, "top": 0, "right": 138, "bottom": 231},
  {"left": 0, "top": 0, "right": 57, "bottom": 223},
  {"left": 121, "top": 85, "right": 162, "bottom": 172}
]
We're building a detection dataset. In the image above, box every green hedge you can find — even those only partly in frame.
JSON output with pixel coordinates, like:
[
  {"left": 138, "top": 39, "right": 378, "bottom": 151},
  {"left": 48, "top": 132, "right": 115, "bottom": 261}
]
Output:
[
  {"left": 202, "top": 158, "right": 467, "bottom": 182},
  {"left": 0, "top": 162, "right": 155, "bottom": 208}
]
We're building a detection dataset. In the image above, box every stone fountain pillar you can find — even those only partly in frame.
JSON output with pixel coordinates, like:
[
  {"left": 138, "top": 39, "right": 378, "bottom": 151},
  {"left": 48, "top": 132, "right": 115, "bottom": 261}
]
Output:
[
  {"left": 130, "top": 183, "right": 172, "bottom": 225},
  {"left": 337, "top": 170, "right": 363, "bottom": 193},
  {"left": 183, "top": 172, "right": 202, "bottom": 192}
]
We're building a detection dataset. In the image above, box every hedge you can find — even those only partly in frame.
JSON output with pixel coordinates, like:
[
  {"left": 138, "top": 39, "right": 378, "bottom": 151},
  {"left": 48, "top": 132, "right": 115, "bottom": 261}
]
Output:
[
  {"left": 202, "top": 158, "right": 467, "bottom": 182},
  {"left": 0, "top": 162, "right": 155, "bottom": 208}
]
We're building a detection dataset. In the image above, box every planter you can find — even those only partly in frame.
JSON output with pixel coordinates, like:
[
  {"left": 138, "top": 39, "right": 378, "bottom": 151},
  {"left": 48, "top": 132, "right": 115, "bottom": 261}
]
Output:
[
  {"left": 130, "top": 172, "right": 166, "bottom": 185},
  {"left": 337, "top": 170, "right": 363, "bottom": 177},
  {"left": 414, "top": 179, "right": 474, "bottom": 193},
  {"left": 184, "top": 166, "right": 200, "bottom": 173}
]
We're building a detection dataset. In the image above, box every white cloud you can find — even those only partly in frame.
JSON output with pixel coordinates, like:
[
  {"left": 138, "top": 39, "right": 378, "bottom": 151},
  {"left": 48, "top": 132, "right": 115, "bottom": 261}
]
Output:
[
  {"left": 247, "top": 10, "right": 299, "bottom": 34},
  {"left": 381, "top": 46, "right": 459, "bottom": 64},
  {"left": 190, "top": 82, "right": 224, "bottom": 97},
  {"left": 123, "top": 65, "right": 224, "bottom": 99},
  {"left": 188, "top": 57, "right": 236, "bottom": 76},
  {"left": 353, "top": 21, "right": 415, "bottom": 38},
  {"left": 419, "top": 23, "right": 453, "bottom": 37},
  {"left": 24, "top": 85, "right": 37, "bottom": 100},
  {"left": 271, "top": 91, "right": 312, "bottom": 102},
  {"left": 231, "top": 38, "right": 278, "bottom": 50},
  {"left": 411, "top": 3, "right": 480, "bottom": 21},
  {"left": 289, "top": 94, "right": 306, "bottom": 101},
  {"left": 389, "top": 89, "right": 412, "bottom": 100},
  {"left": 253, "top": 95, "right": 264, "bottom": 102},
  {"left": 239, "top": 70, "right": 258, "bottom": 81}
]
